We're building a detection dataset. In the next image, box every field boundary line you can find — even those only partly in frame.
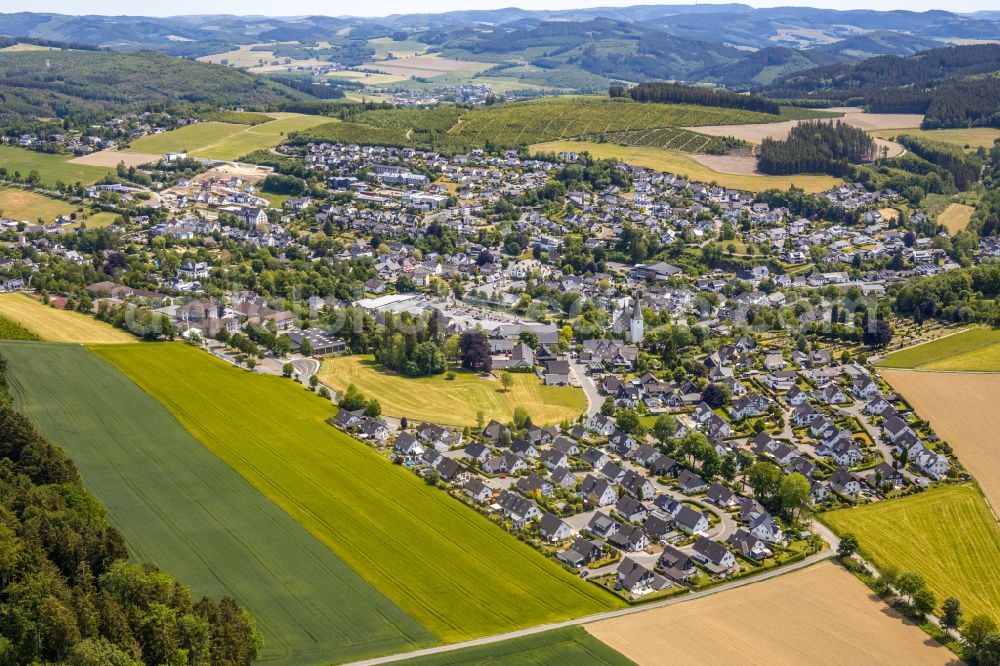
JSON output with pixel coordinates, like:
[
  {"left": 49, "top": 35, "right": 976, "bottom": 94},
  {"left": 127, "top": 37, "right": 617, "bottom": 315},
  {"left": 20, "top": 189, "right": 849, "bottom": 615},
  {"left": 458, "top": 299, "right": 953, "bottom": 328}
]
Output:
[{"left": 344, "top": 546, "right": 834, "bottom": 665}]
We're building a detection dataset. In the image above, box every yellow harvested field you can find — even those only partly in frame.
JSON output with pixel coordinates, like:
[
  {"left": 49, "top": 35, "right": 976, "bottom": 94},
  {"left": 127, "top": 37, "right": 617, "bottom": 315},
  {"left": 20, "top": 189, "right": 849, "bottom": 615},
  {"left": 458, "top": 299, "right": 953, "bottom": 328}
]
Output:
[
  {"left": 586, "top": 561, "right": 954, "bottom": 666},
  {"left": 938, "top": 203, "right": 975, "bottom": 234},
  {"left": 69, "top": 150, "right": 160, "bottom": 167},
  {"left": 531, "top": 141, "right": 841, "bottom": 193},
  {"left": 0, "top": 293, "right": 135, "bottom": 344},
  {"left": 882, "top": 369, "right": 1000, "bottom": 515},
  {"left": 365, "top": 54, "right": 491, "bottom": 78},
  {"left": 319, "top": 354, "right": 587, "bottom": 426},
  {"left": 326, "top": 70, "right": 410, "bottom": 85},
  {"left": 0, "top": 186, "right": 74, "bottom": 221},
  {"left": 690, "top": 108, "right": 922, "bottom": 145}
]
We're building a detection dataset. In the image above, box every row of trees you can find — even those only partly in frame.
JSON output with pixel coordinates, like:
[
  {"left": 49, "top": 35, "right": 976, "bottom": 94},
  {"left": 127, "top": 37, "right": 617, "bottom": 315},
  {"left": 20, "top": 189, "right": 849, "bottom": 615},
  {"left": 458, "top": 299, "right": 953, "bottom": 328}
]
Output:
[
  {"left": 615, "top": 81, "right": 781, "bottom": 115},
  {"left": 896, "top": 135, "right": 983, "bottom": 190},
  {"left": 0, "top": 365, "right": 262, "bottom": 664}
]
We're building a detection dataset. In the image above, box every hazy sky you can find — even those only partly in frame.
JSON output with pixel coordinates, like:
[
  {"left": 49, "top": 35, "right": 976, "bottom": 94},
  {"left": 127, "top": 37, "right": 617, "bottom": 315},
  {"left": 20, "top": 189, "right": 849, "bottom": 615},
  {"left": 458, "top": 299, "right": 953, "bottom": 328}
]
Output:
[{"left": 1, "top": 0, "right": 996, "bottom": 17}]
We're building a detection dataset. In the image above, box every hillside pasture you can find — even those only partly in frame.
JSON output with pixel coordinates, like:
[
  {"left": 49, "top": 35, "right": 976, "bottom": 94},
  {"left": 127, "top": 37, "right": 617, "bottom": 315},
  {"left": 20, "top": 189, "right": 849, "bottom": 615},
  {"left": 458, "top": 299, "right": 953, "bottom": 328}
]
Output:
[
  {"left": 870, "top": 127, "right": 1000, "bottom": 151},
  {"left": 126, "top": 114, "right": 331, "bottom": 161},
  {"left": 0, "top": 185, "right": 74, "bottom": 221},
  {"left": 319, "top": 354, "right": 587, "bottom": 426},
  {"left": 937, "top": 203, "right": 975, "bottom": 234},
  {"left": 882, "top": 369, "right": 1000, "bottom": 516},
  {"left": 876, "top": 327, "right": 1000, "bottom": 370},
  {"left": 587, "top": 560, "right": 953, "bottom": 665},
  {"left": 0, "top": 293, "right": 135, "bottom": 344},
  {"left": 531, "top": 141, "right": 841, "bottom": 193},
  {"left": 1, "top": 341, "right": 433, "bottom": 665},
  {"left": 402, "top": 627, "right": 634, "bottom": 665},
  {"left": 96, "top": 343, "right": 618, "bottom": 642},
  {"left": 0, "top": 145, "right": 112, "bottom": 187},
  {"left": 823, "top": 483, "right": 1000, "bottom": 624}
]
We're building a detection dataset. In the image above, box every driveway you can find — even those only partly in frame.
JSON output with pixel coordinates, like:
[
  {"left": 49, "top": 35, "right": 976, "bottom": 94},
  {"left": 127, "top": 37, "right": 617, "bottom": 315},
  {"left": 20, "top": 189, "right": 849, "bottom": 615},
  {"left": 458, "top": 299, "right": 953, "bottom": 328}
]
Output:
[{"left": 570, "top": 358, "right": 602, "bottom": 418}]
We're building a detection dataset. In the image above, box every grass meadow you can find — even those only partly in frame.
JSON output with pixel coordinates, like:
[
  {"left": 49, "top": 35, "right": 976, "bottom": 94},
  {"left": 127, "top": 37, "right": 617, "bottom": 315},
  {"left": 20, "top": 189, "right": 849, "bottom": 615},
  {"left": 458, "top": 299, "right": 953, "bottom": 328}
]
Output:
[
  {"left": 822, "top": 483, "right": 1000, "bottom": 623},
  {"left": 0, "top": 145, "right": 112, "bottom": 187},
  {"left": 96, "top": 343, "right": 619, "bottom": 642},
  {"left": 870, "top": 127, "right": 1000, "bottom": 151},
  {"left": 0, "top": 293, "right": 135, "bottom": 344},
  {"left": 1, "top": 341, "right": 433, "bottom": 665},
  {"left": 319, "top": 354, "right": 588, "bottom": 426},
  {"left": 126, "top": 114, "right": 331, "bottom": 161},
  {"left": 876, "top": 327, "right": 1000, "bottom": 371},
  {"left": 0, "top": 185, "right": 75, "bottom": 221},
  {"left": 402, "top": 627, "right": 635, "bottom": 665}
]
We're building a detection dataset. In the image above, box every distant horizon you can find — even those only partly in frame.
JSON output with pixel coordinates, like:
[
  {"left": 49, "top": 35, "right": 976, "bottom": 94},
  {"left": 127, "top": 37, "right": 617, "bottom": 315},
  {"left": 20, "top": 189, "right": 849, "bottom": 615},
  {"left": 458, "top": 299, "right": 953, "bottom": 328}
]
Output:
[{"left": 2, "top": 1, "right": 999, "bottom": 20}]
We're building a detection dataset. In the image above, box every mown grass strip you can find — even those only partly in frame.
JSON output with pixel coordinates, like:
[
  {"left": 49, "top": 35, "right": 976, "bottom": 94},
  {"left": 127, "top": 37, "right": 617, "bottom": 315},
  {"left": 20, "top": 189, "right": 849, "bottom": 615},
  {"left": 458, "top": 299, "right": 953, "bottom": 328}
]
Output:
[
  {"left": 94, "top": 342, "right": 619, "bottom": 642},
  {"left": 1, "top": 341, "right": 433, "bottom": 665},
  {"left": 400, "top": 627, "right": 636, "bottom": 665}
]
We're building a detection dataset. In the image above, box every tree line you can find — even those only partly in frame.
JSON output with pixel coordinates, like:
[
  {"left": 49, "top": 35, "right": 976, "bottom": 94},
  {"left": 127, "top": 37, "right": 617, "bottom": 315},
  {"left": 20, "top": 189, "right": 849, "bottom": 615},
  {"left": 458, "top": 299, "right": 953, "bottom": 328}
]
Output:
[
  {"left": 617, "top": 81, "right": 781, "bottom": 115},
  {"left": 0, "top": 354, "right": 262, "bottom": 664}
]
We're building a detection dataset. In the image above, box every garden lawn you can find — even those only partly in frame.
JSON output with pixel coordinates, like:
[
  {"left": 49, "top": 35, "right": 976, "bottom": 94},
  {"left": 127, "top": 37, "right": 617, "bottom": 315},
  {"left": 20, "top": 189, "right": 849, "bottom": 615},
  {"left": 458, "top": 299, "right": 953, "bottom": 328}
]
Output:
[
  {"left": 95, "top": 343, "right": 618, "bottom": 642},
  {"left": 876, "top": 327, "right": 1000, "bottom": 371},
  {"left": 319, "top": 354, "right": 587, "bottom": 426},
  {"left": 400, "top": 627, "right": 635, "bottom": 665},
  {"left": 822, "top": 483, "right": 1000, "bottom": 623},
  {"left": 0, "top": 293, "right": 135, "bottom": 344},
  {"left": 530, "top": 141, "right": 841, "bottom": 194},
  {"left": 0, "top": 145, "right": 112, "bottom": 187},
  {"left": 1, "top": 341, "right": 432, "bottom": 665}
]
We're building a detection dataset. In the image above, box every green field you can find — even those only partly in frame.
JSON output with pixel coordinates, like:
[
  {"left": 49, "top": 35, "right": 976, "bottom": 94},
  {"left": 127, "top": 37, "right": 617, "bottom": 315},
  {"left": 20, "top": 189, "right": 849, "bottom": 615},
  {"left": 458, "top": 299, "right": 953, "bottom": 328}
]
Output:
[
  {"left": 0, "top": 341, "right": 432, "bottom": 665},
  {"left": 531, "top": 140, "right": 841, "bottom": 194},
  {"left": 877, "top": 327, "right": 1000, "bottom": 371},
  {"left": 0, "top": 145, "right": 112, "bottom": 187},
  {"left": 95, "top": 343, "right": 618, "bottom": 641},
  {"left": 871, "top": 127, "right": 1000, "bottom": 151},
  {"left": 822, "top": 483, "right": 1000, "bottom": 622},
  {"left": 127, "top": 114, "right": 331, "bottom": 161},
  {"left": 401, "top": 627, "right": 635, "bottom": 665},
  {"left": 320, "top": 354, "right": 588, "bottom": 426}
]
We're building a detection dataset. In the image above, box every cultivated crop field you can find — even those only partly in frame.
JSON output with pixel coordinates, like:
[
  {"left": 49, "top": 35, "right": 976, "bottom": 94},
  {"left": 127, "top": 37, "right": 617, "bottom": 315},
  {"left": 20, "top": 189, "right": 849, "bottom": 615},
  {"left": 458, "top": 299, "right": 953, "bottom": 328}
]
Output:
[
  {"left": 403, "top": 627, "right": 634, "bottom": 665},
  {"left": 0, "top": 293, "right": 135, "bottom": 343},
  {"left": 96, "top": 343, "right": 618, "bottom": 642},
  {"left": 450, "top": 97, "right": 781, "bottom": 148},
  {"left": 0, "top": 145, "right": 112, "bottom": 187},
  {"left": 586, "top": 561, "right": 953, "bottom": 665},
  {"left": 127, "top": 114, "right": 330, "bottom": 161},
  {"left": 2, "top": 341, "right": 432, "bottom": 665},
  {"left": 598, "top": 127, "right": 736, "bottom": 154},
  {"left": 0, "top": 185, "right": 75, "bottom": 221},
  {"left": 823, "top": 483, "right": 1000, "bottom": 623},
  {"left": 876, "top": 326, "right": 1000, "bottom": 370},
  {"left": 319, "top": 354, "right": 587, "bottom": 426},
  {"left": 881, "top": 369, "right": 1000, "bottom": 514},
  {"left": 531, "top": 141, "right": 842, "bottom": 193}
]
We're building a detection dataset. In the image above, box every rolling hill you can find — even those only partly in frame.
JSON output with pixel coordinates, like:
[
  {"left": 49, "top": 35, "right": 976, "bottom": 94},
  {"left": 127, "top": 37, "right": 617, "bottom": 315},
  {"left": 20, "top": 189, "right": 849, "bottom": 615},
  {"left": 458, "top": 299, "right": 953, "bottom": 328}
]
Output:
[{"left": 0, "top": 49, "right": 309, "bottom": 125}]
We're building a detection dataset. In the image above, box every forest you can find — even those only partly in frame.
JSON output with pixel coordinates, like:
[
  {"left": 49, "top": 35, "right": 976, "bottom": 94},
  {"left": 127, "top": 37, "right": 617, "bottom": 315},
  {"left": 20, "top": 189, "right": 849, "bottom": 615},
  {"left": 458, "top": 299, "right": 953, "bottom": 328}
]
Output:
[
  {"left": 757, "top": 120, "right": 877, "bottom": 176},
  {"left": 620, "top": 81, "right": 780, "bottom": 115},
  {"left": 0, "top": 353, "right": 262, "bottom": 664}
]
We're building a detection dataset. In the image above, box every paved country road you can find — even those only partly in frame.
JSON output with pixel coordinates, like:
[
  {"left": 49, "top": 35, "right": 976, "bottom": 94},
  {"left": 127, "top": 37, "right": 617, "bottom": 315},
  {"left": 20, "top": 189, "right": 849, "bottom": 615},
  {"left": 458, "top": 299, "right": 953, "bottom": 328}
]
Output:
[{"left": 345, "top": 524, "right": 840, "bottom": 666}]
